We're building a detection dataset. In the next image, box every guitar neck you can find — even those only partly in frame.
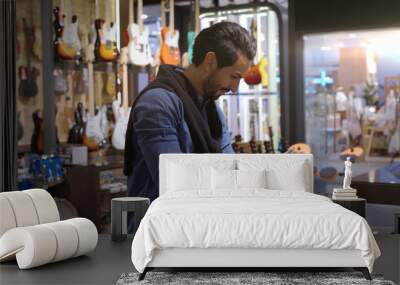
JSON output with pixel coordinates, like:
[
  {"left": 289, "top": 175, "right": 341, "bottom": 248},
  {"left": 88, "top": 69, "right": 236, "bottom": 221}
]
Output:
[
  {"left": 129, "top": 0, "right": 134, "bottom": 24},
  {"left": 161, "top": 0, "right": 166, "bottom": 27},
  {"left": 95, "top": 0, "right": 99, "bottom": 19},
  {"left": 195, "top": 0, "right": 200, "bottom": 34},
  {"left": 122, "top": 63, "right": 129, "bottom": 114},
  {"left": 169, "top": 0, "right": 174, "bottom": 32},
  {"left": 255, "top": 10, "right": 261, "bottom": 61},
  {"left": 138, "top": 0, "right": 143, "bottom": 30},
  {"left": 88, "top": 61, "right": 95, "bottom": 115}
]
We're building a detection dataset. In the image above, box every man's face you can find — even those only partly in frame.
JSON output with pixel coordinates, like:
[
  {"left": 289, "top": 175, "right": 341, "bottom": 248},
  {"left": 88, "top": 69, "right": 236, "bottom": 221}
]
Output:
[{"left": 202, "top": 52, "right": 250, "bottom": 100}]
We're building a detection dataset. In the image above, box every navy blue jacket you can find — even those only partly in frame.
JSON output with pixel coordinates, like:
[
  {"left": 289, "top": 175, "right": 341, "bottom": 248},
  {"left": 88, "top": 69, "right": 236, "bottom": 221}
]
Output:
[{"left": 127, "top": 88, "right": 233, "bottom": 201}]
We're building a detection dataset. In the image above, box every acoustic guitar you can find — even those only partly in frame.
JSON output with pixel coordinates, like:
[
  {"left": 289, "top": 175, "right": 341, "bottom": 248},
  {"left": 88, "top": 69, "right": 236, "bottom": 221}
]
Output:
[
  {"left": 160, "top": 0, "right": 180, "bottom": 65},
  {"left": 127, "top": 0, "right": 152, "bottom": 66}
]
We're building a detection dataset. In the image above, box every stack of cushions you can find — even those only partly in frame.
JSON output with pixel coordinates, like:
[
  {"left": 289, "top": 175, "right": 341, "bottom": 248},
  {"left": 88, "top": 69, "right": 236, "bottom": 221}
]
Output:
[
  {"left": 0, "top": 189, "right": 98, "bottom": 269},
  {"left": 165, "top": 157, "right": 310, "bottom": 194}
]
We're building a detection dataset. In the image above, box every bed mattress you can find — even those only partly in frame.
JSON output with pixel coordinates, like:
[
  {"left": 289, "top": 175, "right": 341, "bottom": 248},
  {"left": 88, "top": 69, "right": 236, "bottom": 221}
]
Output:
[{"left": 131, "top": 190, "right": 380, "bottom": 273}]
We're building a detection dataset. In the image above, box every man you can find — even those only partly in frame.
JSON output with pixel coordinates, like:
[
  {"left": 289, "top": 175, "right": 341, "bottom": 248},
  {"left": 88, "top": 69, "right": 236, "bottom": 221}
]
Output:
[{"left": 124, "top": 22, "right": 255, "bottom": 201}]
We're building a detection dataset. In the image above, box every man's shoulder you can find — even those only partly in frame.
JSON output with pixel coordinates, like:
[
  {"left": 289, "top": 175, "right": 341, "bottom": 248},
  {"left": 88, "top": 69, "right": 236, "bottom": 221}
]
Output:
[
  {"left": 134, "top": 87, "right": 184, "bottom": 116},
  {"left": 137, "top": 88, "right": 182, "bottom": 106}
]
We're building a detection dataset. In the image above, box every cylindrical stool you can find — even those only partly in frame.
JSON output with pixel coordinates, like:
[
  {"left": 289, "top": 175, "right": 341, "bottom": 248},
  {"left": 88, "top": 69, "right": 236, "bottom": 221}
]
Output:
[{"left": 111, "top": 197, "right": 150, "bottom": 242}]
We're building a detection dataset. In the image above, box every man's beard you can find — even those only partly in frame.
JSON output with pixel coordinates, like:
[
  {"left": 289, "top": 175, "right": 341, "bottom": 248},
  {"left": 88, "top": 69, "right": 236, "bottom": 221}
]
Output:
[{"left": 203, "top": 73, "right": 228, "bottom": 101}]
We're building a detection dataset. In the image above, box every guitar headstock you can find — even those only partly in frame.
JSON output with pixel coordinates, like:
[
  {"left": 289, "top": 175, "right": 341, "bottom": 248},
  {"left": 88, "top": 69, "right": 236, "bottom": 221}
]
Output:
[
  {"left": 85, "top": 43, "right": 95, "bottom": 63},
  {"left": 119, "top": 47, "right": 129, "bottom": 65}
]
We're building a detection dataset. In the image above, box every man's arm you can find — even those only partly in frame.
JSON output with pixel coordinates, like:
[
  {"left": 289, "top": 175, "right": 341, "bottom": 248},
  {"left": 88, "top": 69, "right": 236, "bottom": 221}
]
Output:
[{"left": 133, "top": 88, "right": 184, "bottom": 182}]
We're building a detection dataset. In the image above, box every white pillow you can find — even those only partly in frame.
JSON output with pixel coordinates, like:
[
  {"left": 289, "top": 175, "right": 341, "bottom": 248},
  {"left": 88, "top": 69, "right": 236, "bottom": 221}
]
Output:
[
  {"left": 236, "top": 169, "right": 267, "bottom": 189},
  {"left": 167, "top": 163, "right": 212, "bottom": 191},
  {"left": 212, "top": 169, "right": 237, "bottom": 190},
  {"left": 266, "top": 164, "right": 307, "bottom": 191},
  {"left": 237, "top": 158, "right": 308, "bottom": 192}
]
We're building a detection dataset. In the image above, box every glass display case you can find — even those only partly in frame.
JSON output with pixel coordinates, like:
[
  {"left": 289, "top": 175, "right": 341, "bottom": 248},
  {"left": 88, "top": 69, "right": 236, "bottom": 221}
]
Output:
[{"left": 201, "top": 4, "right": 281, "bottom": 147}]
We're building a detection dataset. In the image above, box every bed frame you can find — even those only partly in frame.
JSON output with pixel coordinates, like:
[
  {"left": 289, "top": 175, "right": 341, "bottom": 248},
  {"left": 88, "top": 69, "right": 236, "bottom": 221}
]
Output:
[
  {"left": 139, "top": 248, "right": 370, "bottom": 280},
  {"left": 138, "top": 154, "right": 371, "bottom": 281}
]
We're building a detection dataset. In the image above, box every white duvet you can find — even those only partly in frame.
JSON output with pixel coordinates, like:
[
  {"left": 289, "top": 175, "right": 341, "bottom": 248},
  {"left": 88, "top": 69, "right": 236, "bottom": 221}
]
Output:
[{"left": 131, "top": 190, "right": 380, "bottom": 273}]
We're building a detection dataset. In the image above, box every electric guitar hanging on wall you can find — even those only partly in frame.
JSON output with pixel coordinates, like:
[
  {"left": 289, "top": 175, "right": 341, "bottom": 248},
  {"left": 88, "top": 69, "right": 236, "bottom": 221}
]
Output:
[
  {"left": 96, "top": 0, "right": 118, "bottom": 62},
  {"left": 160, "top": 0, "right": 180, "bottom": 65},
  {"left": 182, "top": 0, "right": 199, "bottom": 67},
  {"left": 112, "top": 47, "right": 132, "bottom": 150},
  {"left": 53, "top": 3, "right": 81, "bottom": 60},
  {"left": 83, "top": 44, "right": 106, "bottom": 151},
  {"left": 127, "top": 0, "right": 152, "bottom": 66},
  {"left": 19, "top": 18, "right": 39, "bottom": 99},
  {"left": 244, "top": 14, "right": 261, "bottom": 86}
]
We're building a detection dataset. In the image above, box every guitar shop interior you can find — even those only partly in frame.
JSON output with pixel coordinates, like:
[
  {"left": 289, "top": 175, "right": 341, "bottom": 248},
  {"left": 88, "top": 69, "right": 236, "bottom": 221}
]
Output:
[{"left": 1, "top": 0, "right": 400, "bottom": 284}]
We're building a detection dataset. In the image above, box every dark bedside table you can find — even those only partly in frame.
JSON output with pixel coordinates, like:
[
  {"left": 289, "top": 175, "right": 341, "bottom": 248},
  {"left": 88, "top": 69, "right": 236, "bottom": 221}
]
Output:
[{"left": 332, "top": 198, "right": 366, "bottom": 218}]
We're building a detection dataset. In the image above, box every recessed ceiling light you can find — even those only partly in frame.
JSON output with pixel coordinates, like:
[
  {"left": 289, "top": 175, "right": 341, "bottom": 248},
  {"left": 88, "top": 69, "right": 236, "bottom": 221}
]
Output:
[{"left": 320, "top": 46, "right": 331, "bottom": 51}]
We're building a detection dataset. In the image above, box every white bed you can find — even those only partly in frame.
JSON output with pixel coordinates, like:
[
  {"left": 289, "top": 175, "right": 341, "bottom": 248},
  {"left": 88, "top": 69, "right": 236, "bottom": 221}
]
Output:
[{"left": 131, "top": 154, "right": 380, "bottom": 280}]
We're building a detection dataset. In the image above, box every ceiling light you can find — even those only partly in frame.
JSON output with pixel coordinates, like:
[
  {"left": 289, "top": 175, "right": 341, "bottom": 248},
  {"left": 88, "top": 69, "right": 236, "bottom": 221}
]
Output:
[{"left": 320, "top": 46, "right": 332, "bottom": 51}]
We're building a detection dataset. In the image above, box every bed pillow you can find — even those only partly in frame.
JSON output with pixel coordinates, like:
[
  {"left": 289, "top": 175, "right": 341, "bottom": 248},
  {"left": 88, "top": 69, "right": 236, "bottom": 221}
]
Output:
[
  {"left": 212, "top": 169, "right": 237, "bottom": 191},
  {"left": 236, "top": 169, "right": 267, "bottom": 189},
  {"left": 237, "top": 158, "right": 308, "bottom": 192},
  {"left": 167, "top": 163, "right": 212, "bottom": 191},
  {"left": 266, "top": 163, "right": 307, "bottom": 191}
]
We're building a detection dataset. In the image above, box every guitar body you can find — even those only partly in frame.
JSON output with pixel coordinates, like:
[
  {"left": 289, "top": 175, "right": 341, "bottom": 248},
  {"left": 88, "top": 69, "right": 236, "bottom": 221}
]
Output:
[
  {"left": 54, "top": 8, "right": 81, "bottom": 60},
  {"left": 244, "top": 64, "right": 262, "bottom": 86},
  {"left": 18, "top": 66, "right": 39, "bottom": 99},
  {"left": 84, "top": 111, "right": 105, "bottom": 151},
  {"left": 99, "top": 21, "right": 118, "bottom": 62},
  {"left": 112, "top": 101, "right": 131, "bottom": 150},
  {"left": 160, "top": 27, "right": 181, "bottom": 65},
  {"left": 17, "top": 112, "right": 24, "bottom": 142},
  {"left": 127, "top": 24, "right": 152, "bottom": 66},
  {"left": 31, "top": 111, "right": 44, "bottom": 154},
  {"left": 68, "top": 103, "right": 85, "bottom": 144}
]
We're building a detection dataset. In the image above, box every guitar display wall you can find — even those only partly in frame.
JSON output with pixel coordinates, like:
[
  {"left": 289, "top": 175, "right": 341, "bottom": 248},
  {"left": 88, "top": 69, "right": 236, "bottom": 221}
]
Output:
[
  {"left": 16, "top": 0, "right": 43, "bottom": 146},
  {"left": 16, "top": 0, "right": 122, "bottom": 147}
]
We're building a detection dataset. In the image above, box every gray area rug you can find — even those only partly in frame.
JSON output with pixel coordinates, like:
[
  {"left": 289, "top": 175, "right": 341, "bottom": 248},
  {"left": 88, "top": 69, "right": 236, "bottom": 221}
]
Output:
[{"left": 116, "top": 272, "right": 396, "bottom": 285}]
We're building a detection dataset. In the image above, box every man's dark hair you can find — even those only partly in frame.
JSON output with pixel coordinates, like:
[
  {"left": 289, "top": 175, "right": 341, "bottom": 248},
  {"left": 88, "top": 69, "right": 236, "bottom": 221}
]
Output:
[{"left": 192, "top": 21, "right": 256, "bottom": 68}]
